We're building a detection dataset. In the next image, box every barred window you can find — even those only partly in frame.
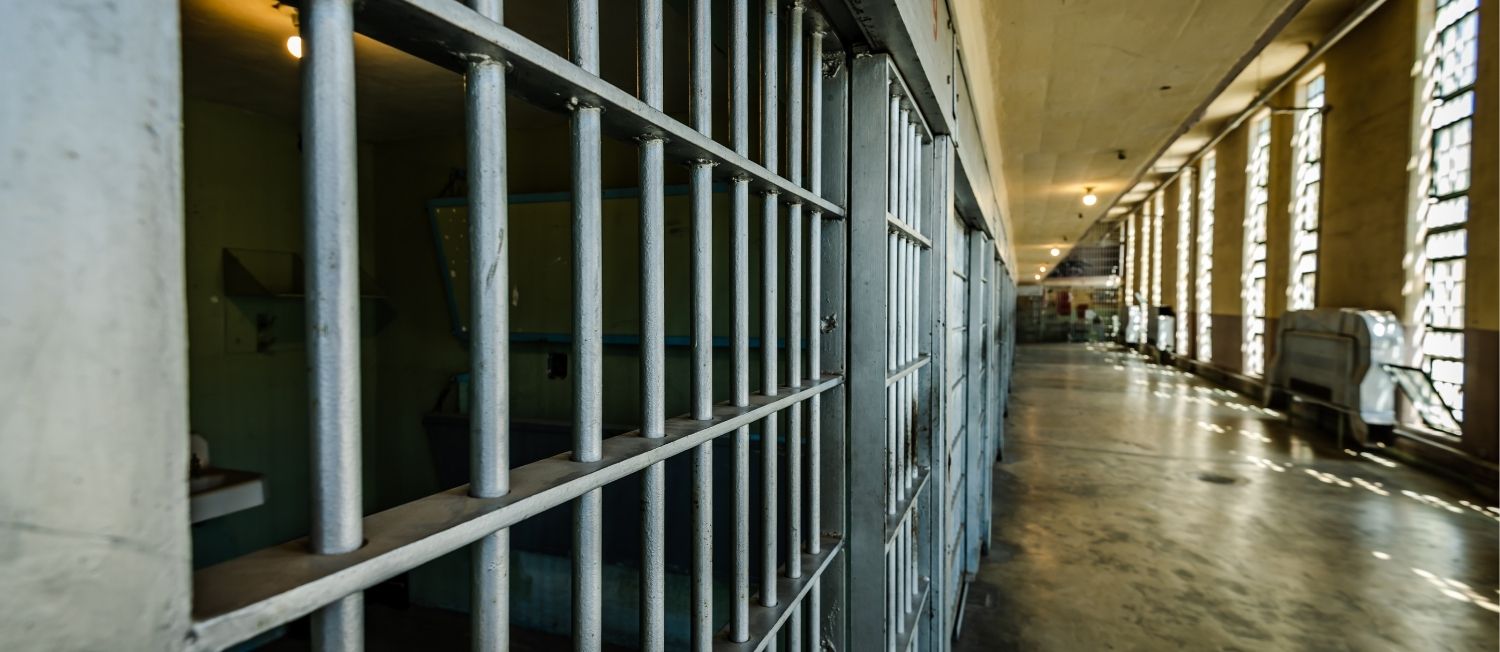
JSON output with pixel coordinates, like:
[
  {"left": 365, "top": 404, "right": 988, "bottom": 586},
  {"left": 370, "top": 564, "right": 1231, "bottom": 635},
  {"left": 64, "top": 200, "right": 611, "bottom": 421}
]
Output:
[
  {"left": 1415, "top": 0, "right": 1479, "bottom": 424},
  {"left": 1151, "top": 192, "right": 1164, "bottom": 308},
  {"left": 1243, "top": 115, "right": 1271, "bottom": 377},
  {"left": 1197, "top": 152, "right": 1216, "bottom": 361},
  {"left": 1289, "top": 73, "right": 1325, "bottom": 312},
  {"left": 1176, "top": 169, "right": 1193, "bottom": 354}
]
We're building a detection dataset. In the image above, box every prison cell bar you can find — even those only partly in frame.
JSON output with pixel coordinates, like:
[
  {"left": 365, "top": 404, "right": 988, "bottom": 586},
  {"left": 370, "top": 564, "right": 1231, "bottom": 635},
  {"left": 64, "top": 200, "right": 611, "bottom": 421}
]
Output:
[
  {"left": 785, "top": 6, "right": 806, "bottom": 651},
  {"left": 302, "top": 0, "right": 364, "bottom": 649},
  {"left": 689, "top": 0, "right": 715, "bottom": 647},
  {"left": 569, "top": 0, "right": 603, "bottom": 649},
  {"left": 760, "top": 0, "right": 780, "bottom": 615},
  {"left": 202, "top": 1, "right": 858, "bottom": 652},
  {"left": 636, "top": 0, "right": 666, "bottom": 648},
  {"left": 805, "top": 25, "right": 825, "bottom": 646},
  {"left": 730, "top": 0, "right": 753, "bottom": 642},
  {"left": 465, "top": 0, "right": 510, "bottom": 649}
]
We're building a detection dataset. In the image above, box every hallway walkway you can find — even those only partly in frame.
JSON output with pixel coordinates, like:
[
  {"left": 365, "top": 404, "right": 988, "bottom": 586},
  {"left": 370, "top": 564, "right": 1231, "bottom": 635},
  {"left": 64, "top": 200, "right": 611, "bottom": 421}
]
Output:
[{"left": 957, "top": 344, "right": 1499, "bottom": 651}]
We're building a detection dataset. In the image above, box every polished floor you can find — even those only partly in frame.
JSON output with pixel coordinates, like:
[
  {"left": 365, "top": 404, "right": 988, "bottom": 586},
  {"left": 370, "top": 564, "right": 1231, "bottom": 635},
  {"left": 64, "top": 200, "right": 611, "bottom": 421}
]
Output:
[{"left": 957, "top": 343, "right": 1499, "bottom": 652}]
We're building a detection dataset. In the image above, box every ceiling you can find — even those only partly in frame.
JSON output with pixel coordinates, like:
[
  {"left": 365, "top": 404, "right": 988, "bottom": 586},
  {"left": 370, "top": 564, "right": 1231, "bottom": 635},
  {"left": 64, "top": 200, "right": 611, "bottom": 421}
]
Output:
[
  {"left": 186, "top": 0, "right": 1367, "bottom": 280},
  {"left": 950, "top": 0, "right": 1365, "bottom": 281}
]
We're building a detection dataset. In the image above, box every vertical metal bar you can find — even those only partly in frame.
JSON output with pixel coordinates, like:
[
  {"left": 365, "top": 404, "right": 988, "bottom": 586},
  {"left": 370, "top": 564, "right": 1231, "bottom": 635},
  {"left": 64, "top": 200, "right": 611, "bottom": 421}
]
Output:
[
  {"left": 904, "top": 243, "right": 913, "bottom": 499},
  {"left": 761, "top": 188, "right": 780, "bottom": 609},
  {"left": 636, "top": 0, "right": 665, "bottom": 648},
  {"left": 730, "top": 0, "right": 752, "bottom": 640},
  {"left": 466, "top": 1, "right": 509, "bottom": 650},
  {"left": 897, "top": 107, "right": 910, "bottom": 222},
  {"left": 789, "top": 606, "right": 803, "bottom": 652},
  {"left": 785, "top": 1, "right": 805, "bottom": 584},
  {"left": 760, "top": 0, "right": 780, "bottom": 611},
  {"left": 806, "top": 23, "right": 824, "bottom": 568},
  {"left": 906, "top": 134, "right": 918, "bottom": 233},
  {"left": 687, "top": 0, "right": 714, "bottom": 648},
  {"left": 732, "top": 176, "right": 753, "bottom": 642},
  {"left": 905, "top": 123, "right": 916, "bottom": 228},
  {"left": 888, "top": 96, "right": 899, "bottom": 215},
  {"left": 570, "top": 0, "right": 602, "bottom": 649},
  {"left": 302, "top": 0, "right": 363, "bottom": 649}
]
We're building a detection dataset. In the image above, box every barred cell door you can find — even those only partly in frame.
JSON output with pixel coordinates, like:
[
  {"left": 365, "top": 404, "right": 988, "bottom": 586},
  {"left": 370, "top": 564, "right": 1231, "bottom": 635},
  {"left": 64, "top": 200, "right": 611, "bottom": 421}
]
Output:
[
  {"left": 190, "top": 1, "right": 855, "bottom": 651},
  {"left": 849, "top": 54, "right": 942, "bottom": 652},
  {"left": 941, "top": 215, "right": 971, "bottom": 639}
]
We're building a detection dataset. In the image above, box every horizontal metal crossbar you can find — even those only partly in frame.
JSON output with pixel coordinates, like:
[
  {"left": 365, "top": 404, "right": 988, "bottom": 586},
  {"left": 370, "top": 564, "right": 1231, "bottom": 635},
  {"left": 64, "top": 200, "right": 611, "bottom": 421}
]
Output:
[
  {"left": 885, "top": 470, "right": 930, "bottom": 545},
  {"left": 887, "top": 213, "right": 932, "bottom": 248},
  {"left": 352, "top": 0, "right": 843, "bottom": 218},
  {"left": 713, "top": 537, "right": 843, "bottom": 652},
  {"left": 189, "top": 374, "right": 844, "bottom": 651},
  {"left": 885, "top": 354, "right": 931, "bottom": 387}
]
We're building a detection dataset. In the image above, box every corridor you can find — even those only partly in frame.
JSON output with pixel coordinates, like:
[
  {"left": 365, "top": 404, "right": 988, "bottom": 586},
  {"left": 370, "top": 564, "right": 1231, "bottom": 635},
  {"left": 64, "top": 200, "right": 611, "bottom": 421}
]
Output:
[{"left": 959, "top": 344, "right": 1500, "bottom": 651}]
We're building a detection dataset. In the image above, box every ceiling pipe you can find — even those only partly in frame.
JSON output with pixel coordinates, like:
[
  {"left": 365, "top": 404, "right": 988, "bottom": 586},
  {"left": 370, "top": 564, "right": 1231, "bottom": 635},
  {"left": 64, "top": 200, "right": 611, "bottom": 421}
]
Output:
[{"left": 1093, "top": 0, "right": 1390, "bottom": 222}]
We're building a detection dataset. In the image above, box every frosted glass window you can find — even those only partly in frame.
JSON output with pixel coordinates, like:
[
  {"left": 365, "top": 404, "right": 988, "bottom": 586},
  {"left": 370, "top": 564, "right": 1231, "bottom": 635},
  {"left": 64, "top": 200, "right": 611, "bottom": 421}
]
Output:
[
  {"left": 1415, "top": 0, "right": 1478, "bottom": 423},
  {"left": 1197, "top": 152, "right": 1216, "bottom": 361},
  {"left": 1151, "top": 192, "right": 1164, "bottom": 307},
  {"left": 1176, "top": 169, "right": 1193, "bottom": 354},
  {"left": 1289, "top": 74, "right": 1324, "bottom": 312},
  {"left": 1243, "top": 117, "right": 1271, "bottom": 377}
]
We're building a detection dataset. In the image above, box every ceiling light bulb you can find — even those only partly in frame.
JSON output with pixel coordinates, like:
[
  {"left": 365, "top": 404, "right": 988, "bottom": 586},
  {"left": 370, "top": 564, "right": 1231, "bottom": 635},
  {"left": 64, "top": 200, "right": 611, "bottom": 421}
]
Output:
[
  {"left": 1033, "top": 274, "right": 1042, "bottom": 280},
  {"left": 1082, "top": 187, "right": 1098, "bottom": 206},
  {"left": 287, "top": 35, "right": 303, "bottom": 59},
  {"left": 1049, "top": 247, "right": 1061, "bottom": 257}
]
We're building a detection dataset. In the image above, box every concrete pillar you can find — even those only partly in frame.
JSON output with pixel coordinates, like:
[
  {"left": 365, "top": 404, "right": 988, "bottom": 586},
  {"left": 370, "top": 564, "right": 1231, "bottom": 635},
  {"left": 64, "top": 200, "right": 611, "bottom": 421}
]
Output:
[{"left": 0, "top": 1, "right": 190, "bottom": 648}]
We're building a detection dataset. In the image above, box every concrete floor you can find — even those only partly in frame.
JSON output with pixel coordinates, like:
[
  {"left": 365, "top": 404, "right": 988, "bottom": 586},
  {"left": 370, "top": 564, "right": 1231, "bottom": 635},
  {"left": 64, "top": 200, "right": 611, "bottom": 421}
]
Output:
[{"left": 957, "top": 343, "right": 1499, "bottom": 652}]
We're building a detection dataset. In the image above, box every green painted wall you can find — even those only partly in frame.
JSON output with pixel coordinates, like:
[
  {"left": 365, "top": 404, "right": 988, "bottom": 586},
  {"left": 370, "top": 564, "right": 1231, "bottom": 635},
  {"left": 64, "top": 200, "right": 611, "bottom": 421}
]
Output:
[
  {"left": 185, "top": 92, "right": 801, "bottom": 645},
  {"left": 185, "top": 99, "right": 383, "bottom": 567}
]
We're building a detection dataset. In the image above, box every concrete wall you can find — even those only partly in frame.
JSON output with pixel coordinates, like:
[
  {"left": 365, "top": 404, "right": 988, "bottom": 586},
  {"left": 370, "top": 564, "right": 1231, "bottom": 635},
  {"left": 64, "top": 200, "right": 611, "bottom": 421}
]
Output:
[{"left": 0, "top": 0, "right": 190, "bottom": 648}]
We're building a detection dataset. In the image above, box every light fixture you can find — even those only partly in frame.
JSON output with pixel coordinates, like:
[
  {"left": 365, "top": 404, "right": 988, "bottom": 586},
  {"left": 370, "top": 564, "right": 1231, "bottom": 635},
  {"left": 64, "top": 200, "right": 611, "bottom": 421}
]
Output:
[
  {"left": 286, "top": 10, "right": 302, "bottom": 59},
  {"left": 1049, "top": 247, "right": 1061, "bottom": 257},
  {"left": 1038, "top": 265, "right": 1046, "bottom": 272},
  {"left": 1082, "top": 187, "right": 1098, "bottom": 206},
  {"left": 1033, "top": 274, "right": 1042, "bottom": 280}
]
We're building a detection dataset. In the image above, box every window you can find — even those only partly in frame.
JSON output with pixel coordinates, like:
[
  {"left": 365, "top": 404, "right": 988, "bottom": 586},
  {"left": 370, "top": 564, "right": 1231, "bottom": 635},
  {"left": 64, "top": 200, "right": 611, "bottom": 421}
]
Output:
[
  {"left": 1243, "top": 115, "right": 1271, "bottom": 377},
  {"left": 1289, "top": 73, "right": 1325, "bottom": 312},
  {"left": 1198, "top": 152, "right": 1216, "bottom": 361},
  {"left": 1415, "top": 0, "right": 1479, "bottom": 423},
  {"left": 1139, "top": 207, "right": 1151, "bottom": 307},
  {"left": 1123, "top": 217, "right": 1134, "bottom": 300},
  {"left": 1151, "top": 192, "right": 1164, "bottom": 308},
  {"left": 1176, "top": 169, "right": 1193, "bottom": 355}
]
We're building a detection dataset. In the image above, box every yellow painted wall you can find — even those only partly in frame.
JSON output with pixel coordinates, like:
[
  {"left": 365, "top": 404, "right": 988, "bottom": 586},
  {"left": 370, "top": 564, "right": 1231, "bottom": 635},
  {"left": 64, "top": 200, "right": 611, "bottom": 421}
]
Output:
[
  {"left": 1467, "top": 0, "right": 1498, "bottom": 333},
  {"left": 1316, "top": 0, "right": 1415, "bottom": 315},
  {"left": 1211, "top": 124, "right": 1248, "bottom": 317}
]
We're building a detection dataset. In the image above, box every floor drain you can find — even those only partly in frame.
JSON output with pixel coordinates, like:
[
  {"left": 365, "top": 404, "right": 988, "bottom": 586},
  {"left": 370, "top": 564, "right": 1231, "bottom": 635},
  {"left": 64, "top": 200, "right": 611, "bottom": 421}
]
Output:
[{"left": 1197, "top": 472, "right": 1238, "bottom": 485}]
